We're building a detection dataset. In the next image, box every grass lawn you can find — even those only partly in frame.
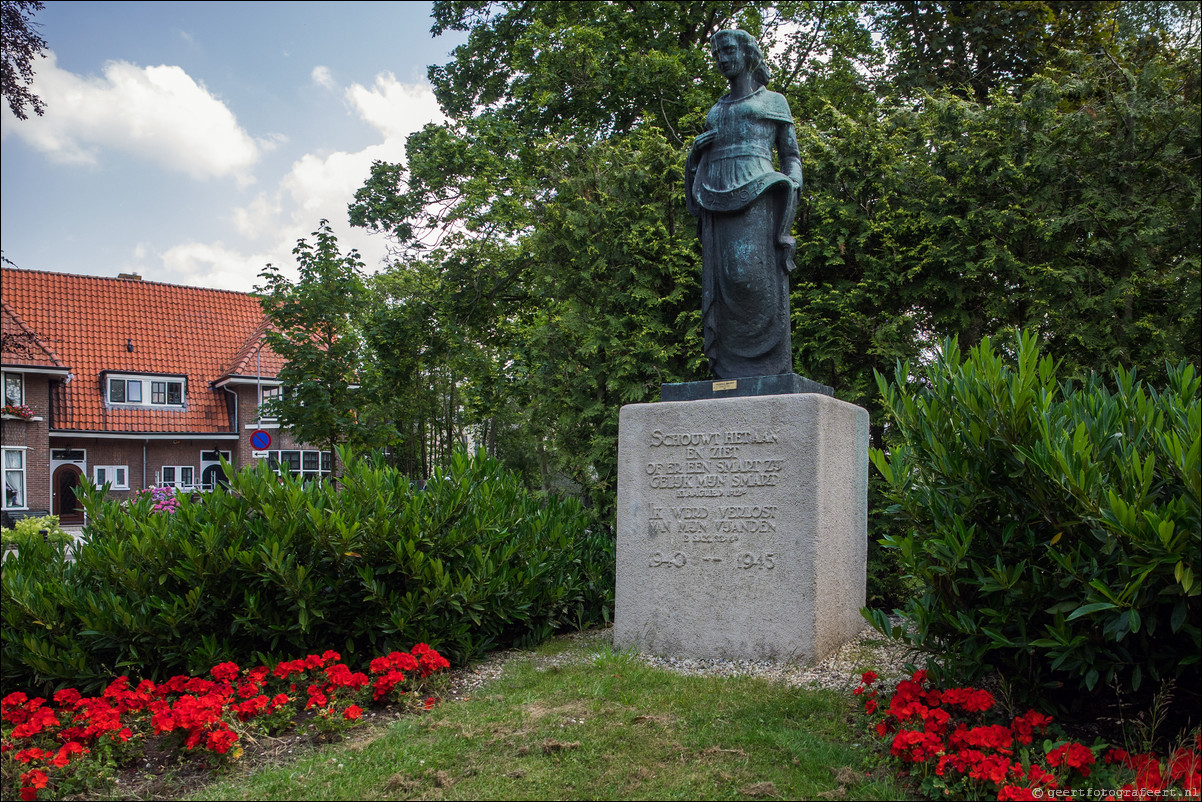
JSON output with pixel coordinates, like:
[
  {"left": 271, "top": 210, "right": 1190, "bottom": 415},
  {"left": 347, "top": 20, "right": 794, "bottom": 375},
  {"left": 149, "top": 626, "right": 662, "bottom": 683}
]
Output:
[{"left": 183, "top": 633, "right": 912, "bottom": 801}]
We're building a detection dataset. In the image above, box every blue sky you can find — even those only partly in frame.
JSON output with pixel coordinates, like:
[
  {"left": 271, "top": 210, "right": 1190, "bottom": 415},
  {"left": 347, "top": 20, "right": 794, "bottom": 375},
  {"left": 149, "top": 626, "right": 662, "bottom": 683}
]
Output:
[{"left": 2, "top": 1, "right": 467, "bottom": 291}]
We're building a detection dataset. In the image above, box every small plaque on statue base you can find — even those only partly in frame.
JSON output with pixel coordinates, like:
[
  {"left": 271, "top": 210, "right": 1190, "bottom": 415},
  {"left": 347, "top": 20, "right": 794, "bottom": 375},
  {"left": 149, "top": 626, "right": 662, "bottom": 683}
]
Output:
[{"left": 660, "top": 372, "right": 832, "bottom": 402}]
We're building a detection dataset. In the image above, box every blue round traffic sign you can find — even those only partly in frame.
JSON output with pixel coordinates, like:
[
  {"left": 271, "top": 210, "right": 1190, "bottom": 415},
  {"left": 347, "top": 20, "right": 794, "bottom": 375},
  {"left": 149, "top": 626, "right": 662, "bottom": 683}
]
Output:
[{"left": 250, "top": 430, "right": 272, "bottom": 450}]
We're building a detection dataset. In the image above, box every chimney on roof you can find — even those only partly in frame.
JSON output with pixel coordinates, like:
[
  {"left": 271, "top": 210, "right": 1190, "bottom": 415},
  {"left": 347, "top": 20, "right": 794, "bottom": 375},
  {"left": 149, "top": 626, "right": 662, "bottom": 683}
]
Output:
[{"left": 117, "top": 272, "right": 142, "bottom": 281}]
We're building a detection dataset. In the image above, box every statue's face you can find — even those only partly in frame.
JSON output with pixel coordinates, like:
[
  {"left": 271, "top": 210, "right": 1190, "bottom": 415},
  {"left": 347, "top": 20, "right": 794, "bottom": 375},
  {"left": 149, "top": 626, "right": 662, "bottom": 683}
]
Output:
[{"left": 712, "top": 36, "right": 746, "bottom": 80}]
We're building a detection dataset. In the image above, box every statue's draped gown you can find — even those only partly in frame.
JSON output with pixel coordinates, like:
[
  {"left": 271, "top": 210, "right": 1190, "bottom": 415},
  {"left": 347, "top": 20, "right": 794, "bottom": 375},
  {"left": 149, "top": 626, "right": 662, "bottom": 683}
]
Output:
[{"left": 686, "top": 86, "right": 801, "bottom": 379}]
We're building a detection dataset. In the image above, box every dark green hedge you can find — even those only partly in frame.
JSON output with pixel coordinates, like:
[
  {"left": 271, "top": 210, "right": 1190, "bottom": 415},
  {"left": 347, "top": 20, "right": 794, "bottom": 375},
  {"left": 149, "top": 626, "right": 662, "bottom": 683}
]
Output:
[
  {"left": 868, "top": 332, "right": 1199, "bottom": 708},
  {"left": 2, "top": 450, "right": 613, "bottom": 694}
]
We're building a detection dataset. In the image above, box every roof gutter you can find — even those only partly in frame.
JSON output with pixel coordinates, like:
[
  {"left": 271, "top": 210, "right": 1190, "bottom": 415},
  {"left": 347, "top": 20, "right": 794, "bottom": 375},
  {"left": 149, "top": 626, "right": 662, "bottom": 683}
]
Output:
[
  {"left": 211, "top": 376, "right": 282, "bottom": 389},
  {"left": 48, "top": 431, "right": 240, "bottom": 440}
]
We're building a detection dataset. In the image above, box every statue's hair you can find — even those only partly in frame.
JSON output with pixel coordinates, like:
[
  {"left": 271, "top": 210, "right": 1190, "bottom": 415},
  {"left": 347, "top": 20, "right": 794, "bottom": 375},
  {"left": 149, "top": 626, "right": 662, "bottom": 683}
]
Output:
[{"left": 711, "top": 29, "right": 771, "bottom": 87}]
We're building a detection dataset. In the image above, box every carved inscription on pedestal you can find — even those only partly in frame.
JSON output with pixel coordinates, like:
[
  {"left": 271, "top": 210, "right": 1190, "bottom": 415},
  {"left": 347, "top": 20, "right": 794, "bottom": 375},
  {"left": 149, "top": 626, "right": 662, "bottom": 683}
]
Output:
[{"left": 643, "top": 428, "right": 783, "bottom": 572}]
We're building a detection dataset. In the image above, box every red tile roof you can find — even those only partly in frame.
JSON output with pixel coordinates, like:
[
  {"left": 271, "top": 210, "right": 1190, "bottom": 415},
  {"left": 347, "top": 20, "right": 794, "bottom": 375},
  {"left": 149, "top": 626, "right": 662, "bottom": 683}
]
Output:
[
  {"left": 1, "top": 298, "right": 65, "bottom": 369},
  {"left": 1, "top": 267, "right": 284, "bottom": 434},
  {"left": 219, "top": 317, "right": 287, "bottom": 380}
]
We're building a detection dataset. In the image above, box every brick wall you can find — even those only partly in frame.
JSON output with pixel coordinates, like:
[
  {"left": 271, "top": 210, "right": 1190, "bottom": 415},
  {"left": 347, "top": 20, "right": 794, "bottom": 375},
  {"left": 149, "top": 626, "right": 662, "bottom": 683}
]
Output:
[
  {"left": 46, "top": 436, "right": 240, "bottom": 501},
  {"left": 1, "top": 373, "right": 53, "bottom": 511}
]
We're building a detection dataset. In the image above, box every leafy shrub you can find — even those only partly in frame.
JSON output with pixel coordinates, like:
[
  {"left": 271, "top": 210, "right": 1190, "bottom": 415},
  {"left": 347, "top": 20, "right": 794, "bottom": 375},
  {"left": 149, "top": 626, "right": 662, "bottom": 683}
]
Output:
[
  {"left": 1, "top": 449, "right": 614, "bottom": 694},
  {"left": 1, "top": 516, "right": 72, "bottom": 547},
  {"left": 867, "top": 332, "right": 1199, "bottom": 709}
]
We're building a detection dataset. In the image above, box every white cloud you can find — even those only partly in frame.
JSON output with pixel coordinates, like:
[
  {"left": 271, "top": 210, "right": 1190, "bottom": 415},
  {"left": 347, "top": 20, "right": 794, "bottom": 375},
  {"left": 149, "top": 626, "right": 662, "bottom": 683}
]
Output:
[
  {"left": 346, "top": 71, "right": 444, "bottom": 142},
  {"left": 1, "top": 51, "right": 260, "bottom": 183},
  {"left": 142, "top": 71, "right": 447, "bottom": 291},
  {"left": 227, "top": 72, "right": 445, "bottom": 270},
  {"left": 232, "top": 193, "right": 284, "bottom": 238},
  {"left": 158, "top": 241, "right": 285, "bottom": 291},
  {"left": 311, "top": 65, "right": 336, "bottom": 90}
]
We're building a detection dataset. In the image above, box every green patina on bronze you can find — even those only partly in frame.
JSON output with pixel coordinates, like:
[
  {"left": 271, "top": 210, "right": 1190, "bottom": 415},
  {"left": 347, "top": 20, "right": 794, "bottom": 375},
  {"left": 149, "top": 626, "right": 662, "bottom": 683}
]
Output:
[{"left": 686, "top": 29, "right": 804, "bottom": 380}]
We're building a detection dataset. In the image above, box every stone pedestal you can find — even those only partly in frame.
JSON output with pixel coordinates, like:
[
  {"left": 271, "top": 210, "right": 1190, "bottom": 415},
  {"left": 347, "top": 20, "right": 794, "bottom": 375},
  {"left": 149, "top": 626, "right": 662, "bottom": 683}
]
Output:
[{"left": 613, "top": 393, "right": 868, "bottom": 663}]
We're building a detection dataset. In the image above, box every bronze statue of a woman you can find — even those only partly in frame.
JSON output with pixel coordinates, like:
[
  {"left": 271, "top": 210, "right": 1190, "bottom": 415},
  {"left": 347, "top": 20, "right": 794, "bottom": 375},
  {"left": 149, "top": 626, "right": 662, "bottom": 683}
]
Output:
[{"left": 686, "top": 29, "right": 803, "bottom": 379}]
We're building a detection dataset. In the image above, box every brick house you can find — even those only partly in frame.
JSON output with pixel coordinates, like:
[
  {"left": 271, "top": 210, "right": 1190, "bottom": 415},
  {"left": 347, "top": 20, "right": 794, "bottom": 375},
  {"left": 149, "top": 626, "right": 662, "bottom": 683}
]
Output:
[{"left": 1, "top": 267, "right": 328, "bottom": 524}]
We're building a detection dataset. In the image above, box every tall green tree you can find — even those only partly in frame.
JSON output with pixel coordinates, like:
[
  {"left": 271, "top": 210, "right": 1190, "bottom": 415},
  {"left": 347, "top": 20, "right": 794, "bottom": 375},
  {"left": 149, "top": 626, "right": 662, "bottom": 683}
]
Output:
[
  {"left": 867, "top": 1, "right": 1119, "bottom": 104},
  {"left": 257, "top": 221, "right": 368, "bottom": 465},
  {"left": 349, "top": 1, "right": 1199, "bottom": 522},
  {"left": 350, "top": 1, "right": 878, "bottom": 509}
]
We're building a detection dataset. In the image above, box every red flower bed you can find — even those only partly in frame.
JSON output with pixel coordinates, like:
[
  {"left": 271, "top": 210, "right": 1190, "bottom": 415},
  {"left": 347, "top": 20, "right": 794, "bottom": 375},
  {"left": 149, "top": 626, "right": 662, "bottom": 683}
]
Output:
[
  {"left": 1, "top": 645, "right": 449, "bottom": 800},
  {"left": 857, "top": 671, "right": 1201, "bottom": 801}
]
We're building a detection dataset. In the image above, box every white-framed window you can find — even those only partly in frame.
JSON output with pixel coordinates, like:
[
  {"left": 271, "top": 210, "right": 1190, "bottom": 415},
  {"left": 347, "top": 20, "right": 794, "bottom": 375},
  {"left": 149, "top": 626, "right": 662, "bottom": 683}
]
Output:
[
  {"left": 106, "top": 374, "right": 185, "bottom": 407},
  {"left": 93, "top": 465, "right": 129, "bottom": 490},
  {"left": 260, "top": 449, "right": 331, "bottom": 481},
  {"left": 3, "top": 372, "right": 24, "bottom": 406},
  {"left": 258, "top": 384, "right": 281, "bottom": 422},
  {"left": 107, "top": 377, "right": 142, "bottom": 403},
  {"left": 3, "top": 447, "right": 27, "bottom": 509},
  {"left": 160, "top": 465, "right": 195, "bottom": 488},
  {"left": 151, "top": 380, "right": 183, "bottom": 406}
]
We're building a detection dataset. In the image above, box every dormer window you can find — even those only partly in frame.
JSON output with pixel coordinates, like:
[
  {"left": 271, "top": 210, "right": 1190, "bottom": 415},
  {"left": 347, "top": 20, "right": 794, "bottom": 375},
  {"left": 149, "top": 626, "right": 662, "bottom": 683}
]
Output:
[
  {"left": 108, "top": 378, "right": 141, "bottom": 403},
  {"left": 106, "top": 373, "right": 185, "bottom": 407}
]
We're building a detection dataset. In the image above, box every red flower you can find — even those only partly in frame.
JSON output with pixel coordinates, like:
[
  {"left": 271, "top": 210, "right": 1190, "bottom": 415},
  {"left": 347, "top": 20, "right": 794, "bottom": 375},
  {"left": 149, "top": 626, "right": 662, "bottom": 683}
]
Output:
[
  {"left": 1104, "top": 747, "right": 1131, "bottom": 765},
  {"left": 11, "top": 707, "right": 59, "bottom": 739},
  {"left": 19, "top": 767, "right": 50, "bottom": 801},
  {"left": 1047, "top": 742, "right": 1096, "bottom": 777},
  {"left": 305, "top": 685, "right": 328, "bottom": 710},
  {"left": 1026, "top": 763, "right": 1058, "bottom": 787},
  {"left": 922, "top": 707, "right": 951, "bottom": 737},
  {"left": 864, "top": 698, "right": 878, "bottom": 715},
  {"left": 370, "top": 651, "right": 419, "bottom": 674},
  {"left": 1011, "top": 709, "right": 1054, "bottom": 745},
  {"left": 232, "top": 695, "right": 270, "bottom": 721},
  {"left": 940, "top": 687, "right": 995, "bottom": 713},
  {"left": 949, "top": 724, "right": 1014, "bottom": 754},
  {"left": 50, "top": 742, "right": 88, "bottom": 768},
  {"left": 371, "top": 669, "right": 408, "bottom": 701},
  {"left": 52, "top": 689, "right": 82, "bottom": 710},
  {"left": 20, "top": 769, "right": 49, "bottom": 789},
  {"left": 891, "top": 728, "right": 944, "bottom": 763},
  {"left": 210, "top": 662, "right": 241, "bottom": 683},
  {"left": 205, "top": 727, "right": 238, "bottom": 755},
  {"left": 12, "top": 748, "right": 47, "bottom": 764},
  {"left": 968, "top": 753, "right": 1015, "bottom": 784},
  {"left": 861, "top": 671, "right": 878, "bottom": 685},
  {"left": 418, "top": 652, "right": 451, "bottom": 678},
  {"left": 343, "top": 704, "right": 362, "bottom": 721}
]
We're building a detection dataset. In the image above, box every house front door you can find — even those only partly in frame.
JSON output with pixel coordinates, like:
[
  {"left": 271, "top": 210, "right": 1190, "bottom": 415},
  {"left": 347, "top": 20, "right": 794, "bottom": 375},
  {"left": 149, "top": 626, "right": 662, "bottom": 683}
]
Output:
[
  {"left": 52, "top": 464, "right": 84, "bottom": 523},
  {"left": 200, "top": 464, "right": 228, "bottom": 492}
]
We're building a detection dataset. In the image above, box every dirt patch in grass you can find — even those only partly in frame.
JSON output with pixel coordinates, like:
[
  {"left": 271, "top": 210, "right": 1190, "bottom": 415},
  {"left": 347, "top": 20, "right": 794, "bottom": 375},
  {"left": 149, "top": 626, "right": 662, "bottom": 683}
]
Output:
[
  {"left": 520, "top": 699, "right": 590, "bottom": 722},
  {"left": 739, "top": 780, "right": 779, "bottom": 797}
]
